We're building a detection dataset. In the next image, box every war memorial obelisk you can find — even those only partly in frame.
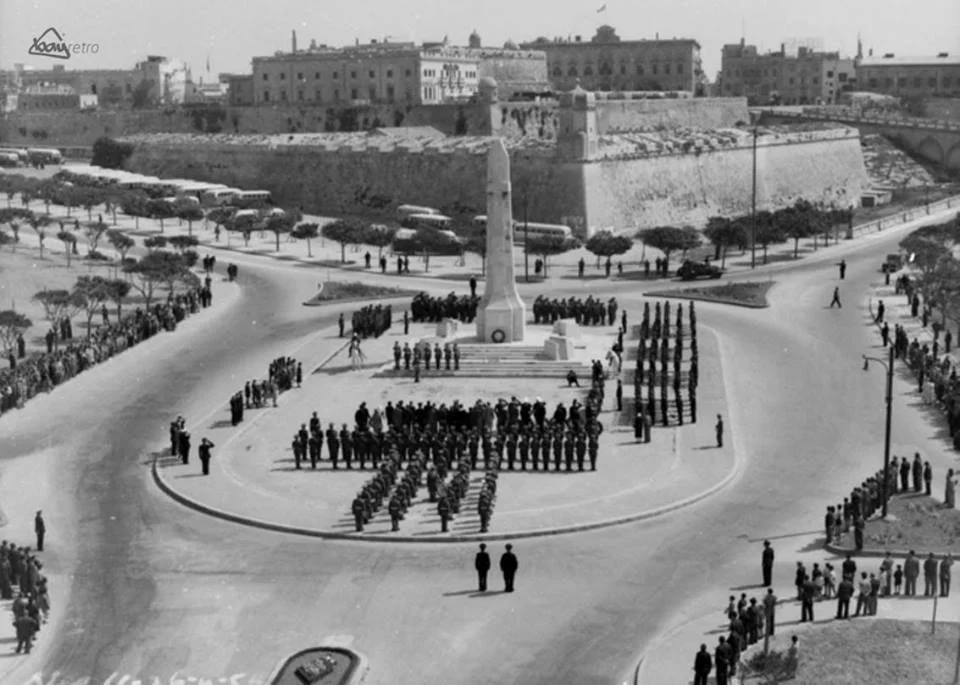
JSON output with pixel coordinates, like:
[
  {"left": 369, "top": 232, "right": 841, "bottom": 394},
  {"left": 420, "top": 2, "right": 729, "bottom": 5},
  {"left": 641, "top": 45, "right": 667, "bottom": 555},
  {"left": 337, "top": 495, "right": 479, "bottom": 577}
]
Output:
[{"left": 475, "top": 138, "right": 526, "bottom": 343}]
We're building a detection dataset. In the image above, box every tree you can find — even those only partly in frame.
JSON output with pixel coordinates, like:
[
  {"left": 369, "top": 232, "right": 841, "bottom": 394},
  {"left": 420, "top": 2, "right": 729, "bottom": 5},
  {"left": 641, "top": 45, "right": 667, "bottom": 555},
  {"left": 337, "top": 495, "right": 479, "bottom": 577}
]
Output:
[
  {"left": 104, "top": 278, "right": 132, "bottom": 319},
  {"left": 207, "top": 207, "right": 234, "bottom": 238},
  {"left": 266, "top": 213, "right": 297, "bottom": 252},
  {"left": 144, "top": 235, "right": 168, "bottom": 251},
  {"left": 225, "top": 214, "right": 257, "bottom": 246},
  {"left": 322, "top": 219, "right": 367, "bottom": 263},
  {"left": 525, "top": 235, "right": 581, "bottom": 277},
  {"left": 84, "top": 220, "right": 109, "bottom": 255},
  {"left": 0, "top": 310, "right": 31, "bottom": 355},
  {"left": 753, "top": 211, "right": 786, "bottom": 264},
  {"left": 637, "top": 226, "right": 701, "bottom": 270},
  {"left": 176, "top": 205, "right": 205, "bottom": 237},
  {"left": 363, "top": 224, "right": 397, "bottom": 259},
  {"left": 32, "top": 289, "right": 84, "bottom": 343},
  {"left": 28, "top": 212, "right": 51, "bottom": 260},
  {"left": 703, "top": 217, "right": 748, "bottom": 269},
  {"left": 55, "top": 185, "right": 79, "bottom": 218},
  {"left": 72, "top": 275, "right": 113, "bottom": 336},
  {"left": 0, "top": 231, "right": 12, "bottom": 252},
  {"left": 78, "top": 187, "right": 104, "bottom": 221},
  {"left": 91, "top": 137, "right": 135, "bottom": 169},
  {"left": 291, "top": 223, "right": 320, "bottom": 257},
  {"left": 125, "top": 250, "right": 195, "bottom": 308},
  {"left": 121, "top": 191, "right": 151, "bottom": 230},
  {"left": 106, "top": 229, "right": 135, "bottom": 262},
  {"left": 461, "top": 233, "right": 487, "bottom": 277},
  {"left": 919, "top": 255, "right": 960, "bottom": 327},
  {"left": 391, "top": 229, "right": 462, "bottom": 273},
  {"left": 584, "top": 230, "right": 633, "bottom": 268},
  {"left": 147, "top": 199, "right": 175, "bottom": 232},
  {"left": 167, "top": 235, "right": 200, "bottom": 254},
  {"left": 57, "top": 230, "right": 77, "bottom": 267},
  {"left": 34, "top": 179, "right": 59, "bottom": 215}
]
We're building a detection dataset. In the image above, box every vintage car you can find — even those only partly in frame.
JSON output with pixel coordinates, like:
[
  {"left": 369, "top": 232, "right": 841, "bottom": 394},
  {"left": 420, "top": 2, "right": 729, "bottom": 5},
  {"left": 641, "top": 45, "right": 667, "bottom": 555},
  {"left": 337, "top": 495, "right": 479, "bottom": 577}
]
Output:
[{"left": 677, "top": 260, "right": 723, "bottom": 281}]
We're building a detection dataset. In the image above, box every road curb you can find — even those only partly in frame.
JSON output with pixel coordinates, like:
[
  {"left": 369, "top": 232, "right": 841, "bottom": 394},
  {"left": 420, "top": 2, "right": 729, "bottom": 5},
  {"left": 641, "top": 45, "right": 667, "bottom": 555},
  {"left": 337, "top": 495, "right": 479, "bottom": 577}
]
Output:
[
  {"left": 823, "top": 541, "right": 957, "bottom": 561},
  {"left": 644, "top": 289, "right": 772, "bottom": 309}
]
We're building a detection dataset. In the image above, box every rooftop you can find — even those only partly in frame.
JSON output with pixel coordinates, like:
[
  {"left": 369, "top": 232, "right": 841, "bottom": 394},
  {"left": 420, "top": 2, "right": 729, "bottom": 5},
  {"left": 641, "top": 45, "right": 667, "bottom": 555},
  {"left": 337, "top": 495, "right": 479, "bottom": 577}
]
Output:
[{"left": 859, "top": 54, "right": 960, "bottom": 67}]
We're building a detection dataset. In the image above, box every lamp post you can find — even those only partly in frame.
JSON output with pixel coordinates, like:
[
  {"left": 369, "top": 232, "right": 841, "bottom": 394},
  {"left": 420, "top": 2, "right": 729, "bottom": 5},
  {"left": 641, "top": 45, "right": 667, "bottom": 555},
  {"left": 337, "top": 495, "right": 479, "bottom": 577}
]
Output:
[
  {"left": 751, "top": 124, "right": 759, "bottom": 269},
  {"left": 523, "top": 192, "right": 530, "bottom": 283},
  {"left": 862, "top": 344, "right": 895, "bottom": 518}
]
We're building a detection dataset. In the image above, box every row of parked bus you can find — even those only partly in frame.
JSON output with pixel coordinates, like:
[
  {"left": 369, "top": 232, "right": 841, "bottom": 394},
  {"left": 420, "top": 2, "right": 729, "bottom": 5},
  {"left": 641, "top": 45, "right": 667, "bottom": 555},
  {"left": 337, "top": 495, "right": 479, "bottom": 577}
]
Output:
[
  {"left": 395, "top": 204, "right": 572, "bottom": 244},
  {"left": 0, "top": 147, "right": 64, "bottom": 167}
]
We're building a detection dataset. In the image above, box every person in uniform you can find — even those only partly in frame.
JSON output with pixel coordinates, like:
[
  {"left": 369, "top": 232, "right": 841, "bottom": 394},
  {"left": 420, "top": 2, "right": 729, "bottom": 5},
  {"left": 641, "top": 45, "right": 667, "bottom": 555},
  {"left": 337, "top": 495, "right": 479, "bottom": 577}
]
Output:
[
  {"left": 308, "top": 433, "right": 320, "bottom": 469},
  {"left": 198, "top": 438, "right": 214, "bottom": 476},
  {"left": 475, "top": 544, "right": 491, "bottom": 591},
  {"left": 352, "top": 497, "right": 365, "bottom": 532},
  {"left": 500, "top": 544, "right": 518, "bottom": 592},
  {"left": 178, "top": 429, "right": 191, "bottom": 465},
  {"left": 34, "top": 512, "right": 45, "bottom": 552},
  {"left": 588, "top": 436, "right": 598, "bottom": 471},
  {"left": 762, "top": 540, "right": 774, "bottom": 587},
  {"left": 616, "top": 379, "right": 623, "bottom": 412},
  {"left": 444, "top": 344, "right": 452, "bottom": 371},
  {"left": 576, "top": 435, "right": 586, "bottom": 471},
  {"left": 530, "top": 432, "right": 541, "bottom": 471},
  {"left": 715, "top": 414, "right": 724, "bottom": 448},
  {"left": 506, "top": 435, "right": 517, "bottom": 471},
  {"left": 564, "top": 433, "right": 575, "bottom": 472},
  {"left": 403, "top": 309, "right": 410, "bottom": 335},
  {"left": 340, "top": 425, "right": 353, "bottom": 469},
  {"left": 388, "top": 497, "right": 402, "bottom": 532},
  {"left": 829, "top": 286, "right": 842, "bottom": 308},
  {"left": 403, "top": 343, "right": 412, "bottom": 371},
  {"left": 292, "top": 436, "right": 302, "bottom": 470},
  {"left": 518, "top": 433, "right": 529, "bottom": 471},
  {"left": 438, "top": 494, "right": 451, "bottom": 533},
  {"left": 338, "top": 312, "right": 345, "bottom": 338},
  {"left": 453, "top": 343, "right": 461, "bottom": 371},
  {"left": 393, "top": 342, "right": 402, "bottom": 370}
]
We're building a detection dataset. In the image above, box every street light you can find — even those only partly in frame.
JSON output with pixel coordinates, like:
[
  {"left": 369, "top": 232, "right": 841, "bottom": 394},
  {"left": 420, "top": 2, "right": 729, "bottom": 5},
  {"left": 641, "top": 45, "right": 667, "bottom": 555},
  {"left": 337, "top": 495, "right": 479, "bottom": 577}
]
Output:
[
  {"left": 862, "top": 344, "right": 895, "bottom": 518},
  {"left": 750, "top": 124, "right": 759, "bottom": 269},
  {"left": 523, "top": 191, "right": 530, "bottom": 283}
]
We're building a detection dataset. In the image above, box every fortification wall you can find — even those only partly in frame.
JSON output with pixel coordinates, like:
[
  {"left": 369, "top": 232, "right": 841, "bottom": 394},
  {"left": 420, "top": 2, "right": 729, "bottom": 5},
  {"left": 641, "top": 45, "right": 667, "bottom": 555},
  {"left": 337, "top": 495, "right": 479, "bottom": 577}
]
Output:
[
  {"left": 583, "top": 131, "right": 868, "bottom": 231},
  {"left": 597, "top": 97, "right": 750, "bottom": 132},
  {"left": 122, "top": 137, "right": 585, "bottom": 228},
  {"left": 924, "top": 97, "right": 960, "bottom": 122}
]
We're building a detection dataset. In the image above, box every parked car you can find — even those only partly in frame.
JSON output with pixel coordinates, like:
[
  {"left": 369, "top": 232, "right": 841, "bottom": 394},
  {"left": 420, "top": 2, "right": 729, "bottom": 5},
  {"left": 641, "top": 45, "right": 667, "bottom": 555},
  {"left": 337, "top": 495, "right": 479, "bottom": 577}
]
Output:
[
  {"left": 677, "top": 260, "right": 723, "bottom": 281},
  {"left": 881, "top": 253, "right": 904, "bottom": 273}
]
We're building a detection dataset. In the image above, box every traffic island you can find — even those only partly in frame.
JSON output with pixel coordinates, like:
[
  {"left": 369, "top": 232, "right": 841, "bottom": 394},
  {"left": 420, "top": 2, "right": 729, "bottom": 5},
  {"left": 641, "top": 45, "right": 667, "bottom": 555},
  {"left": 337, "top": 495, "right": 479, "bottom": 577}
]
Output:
[
  {"left": 153, "top": 321, "right": 739, "bottom": 542},
  {"left": 266, "top": 646, "right": 367, "bottom": 685},
  {"left": 646, "top": 281, "right": 775, "bottom": 309},
  {"left": 303, "top": 281, "right": 420, "bottom": 306}
]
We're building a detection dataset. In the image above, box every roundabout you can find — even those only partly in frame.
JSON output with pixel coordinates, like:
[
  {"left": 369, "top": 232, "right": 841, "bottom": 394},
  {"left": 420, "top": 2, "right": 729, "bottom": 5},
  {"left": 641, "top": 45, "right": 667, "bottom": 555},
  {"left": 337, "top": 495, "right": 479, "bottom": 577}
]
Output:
[{"left": 152, "top": 319, "right": 739, "bottom": 542}]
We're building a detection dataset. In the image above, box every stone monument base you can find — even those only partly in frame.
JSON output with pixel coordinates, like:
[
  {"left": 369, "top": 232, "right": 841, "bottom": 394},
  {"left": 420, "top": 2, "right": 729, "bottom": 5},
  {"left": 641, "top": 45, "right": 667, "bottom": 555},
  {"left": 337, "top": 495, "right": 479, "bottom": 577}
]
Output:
[
  {"left": 476, "top": 304, "right": 526, "bottom": 344},
  {"left": 543, "top": 319, "right": 588, "bottom": 361}
]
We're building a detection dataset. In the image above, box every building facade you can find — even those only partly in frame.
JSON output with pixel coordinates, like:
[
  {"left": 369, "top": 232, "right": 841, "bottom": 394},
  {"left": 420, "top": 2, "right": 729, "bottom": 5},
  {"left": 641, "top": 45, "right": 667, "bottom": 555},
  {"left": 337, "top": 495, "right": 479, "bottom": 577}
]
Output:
[
  {"left": 226, "top": 74, "right": 255, "bottom": 106},
  {"left": 520, "top": 26, "right": 704, "bottom": 94},
  {"left": 16, "top": 84, "right": 80, "bottom": 111},
  {"left": 720, "top": 39, "right": 856, "bottom": 105},
  {"left": 250, "top": 33, "right": 547, "bottom": 106},
  {"left": 856, "top": 53, "right": 960, "bottom": 98}
]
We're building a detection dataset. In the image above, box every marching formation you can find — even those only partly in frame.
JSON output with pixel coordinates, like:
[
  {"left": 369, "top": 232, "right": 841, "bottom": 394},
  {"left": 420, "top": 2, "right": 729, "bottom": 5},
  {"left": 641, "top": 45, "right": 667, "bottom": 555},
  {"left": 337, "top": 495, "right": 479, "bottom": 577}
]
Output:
[
  {"left": 352, "top": 304, "right": 393, "bottom": 339},
  {"left": 1, "top": 287, "right": 212, "bottom": 415}
]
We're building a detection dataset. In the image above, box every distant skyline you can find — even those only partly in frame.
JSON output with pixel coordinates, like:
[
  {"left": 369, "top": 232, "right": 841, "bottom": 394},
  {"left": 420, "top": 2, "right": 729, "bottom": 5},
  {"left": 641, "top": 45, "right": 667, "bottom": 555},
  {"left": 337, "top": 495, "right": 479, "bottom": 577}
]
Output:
[{"left": 2, "top": 0, "right": 959, "bottom": 80}]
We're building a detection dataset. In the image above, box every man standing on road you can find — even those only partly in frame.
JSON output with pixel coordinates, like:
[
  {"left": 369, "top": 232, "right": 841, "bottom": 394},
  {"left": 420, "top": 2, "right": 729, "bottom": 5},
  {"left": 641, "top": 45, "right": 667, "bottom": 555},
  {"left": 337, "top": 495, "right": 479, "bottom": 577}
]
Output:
[
  {"left": 475, "top": 543, "right": 491, "bottom": 592},
  {"left": 714, "top": 636, "right": 731, "bottom": 685},
  {"left": 763, "top": 588, "right": 777, "bottom": 636},
  {"left": 693, "top": 644, "right": 712, "bottom": 685},
  {"left": 715, "top": 414, "right": 724, "bottom": 448},
  {"left": 615, "top": 380, "right": 623, "bottom": 412},
  {"left": 875, "top": 299, "right": 885, "bottom": 323},
  {"left": 338, "top": 313, "right": 345, "bottom": 338},
  {"left": 761, "top": 540, "right": 774, "bottom": 587},
  {"left": 904, "top": 551, "right": 920, "bottom": 596},
  {"left": 941, "top": 554, "right": 953, "bottom": 597},
  {"left": 800, "top": 577, "right": 816, "bottom": 622},
  {"left": 829, "top": 287, "right": 842, "bottom": 308},
  {"left": 839, "top": 259, "right": 846, "bottom": 280},
  {"left": 198, "top": 438, "right": 215, "bottom": 476},
  {"left": 34, "top": 512, "right": 44, "bottom": 552},
  {"left": 924, "top": 553, "right": 939, "bottom": 597},
  {"left": 469, "top": 277, "right": 478, "bottom": 298},
  {"left": 836, "top": 575, "right": 854, "bottom": 619},
  {"left": 500, "top": 543, "right": 518, "bottom": 592}
]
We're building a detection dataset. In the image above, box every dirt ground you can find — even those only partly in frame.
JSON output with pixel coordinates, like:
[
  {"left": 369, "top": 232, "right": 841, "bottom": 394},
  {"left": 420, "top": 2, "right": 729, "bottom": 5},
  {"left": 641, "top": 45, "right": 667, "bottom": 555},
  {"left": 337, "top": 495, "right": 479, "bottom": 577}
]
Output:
[{"left": 862, "top": 492, "right": 960, "bottom": 554}]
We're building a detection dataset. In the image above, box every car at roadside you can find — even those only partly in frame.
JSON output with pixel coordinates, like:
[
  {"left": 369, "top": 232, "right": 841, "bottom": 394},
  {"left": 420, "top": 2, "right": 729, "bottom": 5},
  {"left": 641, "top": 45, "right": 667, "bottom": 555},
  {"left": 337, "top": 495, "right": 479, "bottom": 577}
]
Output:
[{"left": 677, "top": 260, "right": 723, "bottom": 281}]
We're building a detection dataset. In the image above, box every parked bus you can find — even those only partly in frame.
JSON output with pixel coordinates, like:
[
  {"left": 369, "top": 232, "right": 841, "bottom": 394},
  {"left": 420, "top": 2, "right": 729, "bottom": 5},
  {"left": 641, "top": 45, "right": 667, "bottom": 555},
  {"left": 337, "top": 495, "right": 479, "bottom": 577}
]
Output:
[
  {"left": 0, "top": 152, "right": 20, "bottom": 168},
  {"left": 26, "top": 148, "right": 63, "bottom": 165},
  {"left": 471, "top": 215, "right": 572, "bottom": 243},
  {"left": 201, "top": 188, "right": 241, "bottom": 206},
  {"left": 233, "top": 190, "right": 272, "bottom": 203},
  {"left": 401, "top": 213, "right": 454, "bottom": 231},
  {"left": 396, "top": 205, "right": 439, "bottom": 222},
  {"left": 0, "top": 148, "right": 27, "bottom": 165}
]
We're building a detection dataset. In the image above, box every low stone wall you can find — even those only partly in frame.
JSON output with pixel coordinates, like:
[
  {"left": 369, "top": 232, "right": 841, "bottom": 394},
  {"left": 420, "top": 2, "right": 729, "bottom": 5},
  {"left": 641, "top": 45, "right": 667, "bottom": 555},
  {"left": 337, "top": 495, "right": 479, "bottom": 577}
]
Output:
[{"left": 598, "top": 97, "right": 750, "bottom": 133}]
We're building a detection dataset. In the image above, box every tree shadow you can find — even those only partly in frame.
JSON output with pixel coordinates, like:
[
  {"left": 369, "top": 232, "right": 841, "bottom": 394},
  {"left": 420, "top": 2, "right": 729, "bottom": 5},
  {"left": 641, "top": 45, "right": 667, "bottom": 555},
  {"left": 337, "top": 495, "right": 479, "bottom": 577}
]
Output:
[
  {"left": 207, "top": 419, "right": 234, "bottom": 430},
  {"left": 729, "top": 583, "right": 766, "bottom": 591},
  {"left": 173, "top": 472, "right": 206, "bottom": 479},
  {"left": 796, "top": 537, "right": 828, "bottom": 554}
]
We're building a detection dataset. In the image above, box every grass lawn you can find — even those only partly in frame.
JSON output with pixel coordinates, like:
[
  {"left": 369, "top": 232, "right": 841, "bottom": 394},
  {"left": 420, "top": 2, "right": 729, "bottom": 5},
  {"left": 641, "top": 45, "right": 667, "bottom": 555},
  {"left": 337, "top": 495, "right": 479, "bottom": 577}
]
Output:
[
  {"left": 647, "top": 281, "right": 774, "bottom": 308},
  {"left": 304, "top": 280, "right": 419, "bottom": 306},
  {"left": 747, "top": 620, "right": 958, "bottom": 684},
  {"left": 855, "top": 492, "right": 960, "bottom": 555}
]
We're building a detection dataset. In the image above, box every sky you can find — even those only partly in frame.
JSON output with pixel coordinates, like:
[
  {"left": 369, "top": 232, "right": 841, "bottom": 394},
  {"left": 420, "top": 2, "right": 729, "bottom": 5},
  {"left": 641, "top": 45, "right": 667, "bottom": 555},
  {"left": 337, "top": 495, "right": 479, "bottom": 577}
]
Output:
[{"left": 2, "top": 0, "right": 959, "bottom": 80}]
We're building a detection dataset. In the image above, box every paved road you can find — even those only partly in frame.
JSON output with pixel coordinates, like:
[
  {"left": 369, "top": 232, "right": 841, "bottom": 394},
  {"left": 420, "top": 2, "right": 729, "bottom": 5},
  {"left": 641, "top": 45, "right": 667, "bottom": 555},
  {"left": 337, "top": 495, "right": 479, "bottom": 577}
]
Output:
[{"left": 3, "top": 210, "right": 954, "bottom": 685}]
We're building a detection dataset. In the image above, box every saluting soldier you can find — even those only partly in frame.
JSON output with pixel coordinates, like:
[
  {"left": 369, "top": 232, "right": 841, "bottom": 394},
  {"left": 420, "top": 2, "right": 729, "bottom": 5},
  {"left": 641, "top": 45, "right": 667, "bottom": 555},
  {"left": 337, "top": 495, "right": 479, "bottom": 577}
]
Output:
[
  {"left": 530, "top": 432, "right": 541, "bottom": 470},
  {"left": 576, "top": 434, "right": 587, "bottom": 471},
  {"left": 389, "top": 497, "right": 402, "bottom": 532},
  {"left": 327, "top": 424, "right": 340, "bottom": 469},
  {"left": 518, "top": 433, "right": 529, "bottom": 471},
  {"left": 588, "top": 436, "right": 599, "bottom": 471},
  {"left": 341, "top": 425, "right": 353, "bottom": 469},
  {"left": 506, "top": 435, "right": 517, "bottom": 470},
  {"left": 352, "top": 498, "right": 365, "bottom": 532},
  {"left": 438, "top": 494, "right": 452, "bottom": 533}
]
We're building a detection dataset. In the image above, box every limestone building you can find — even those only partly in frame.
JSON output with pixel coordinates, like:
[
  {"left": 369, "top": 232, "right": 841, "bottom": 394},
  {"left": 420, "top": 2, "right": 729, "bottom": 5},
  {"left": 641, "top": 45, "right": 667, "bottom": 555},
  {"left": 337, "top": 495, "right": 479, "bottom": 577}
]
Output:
[
  {"left": 856, "top": 53, "right": 960, "bottom": 98},
  {"left": 520, "top": 26, "right": 705, "bottom": 95},
  {"left": 720, "top": 39, "right": 856, "bottom": 105},
  {"left": 251, "top": 31, "right": 548, "bottom": 106}
]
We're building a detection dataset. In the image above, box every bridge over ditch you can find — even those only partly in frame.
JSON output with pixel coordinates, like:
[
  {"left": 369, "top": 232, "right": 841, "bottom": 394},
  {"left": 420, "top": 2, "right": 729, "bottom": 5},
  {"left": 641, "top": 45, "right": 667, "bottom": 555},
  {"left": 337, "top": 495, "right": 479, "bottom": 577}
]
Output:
[{"left": 754, "top": 106, "right": 960, "bottom": 171}]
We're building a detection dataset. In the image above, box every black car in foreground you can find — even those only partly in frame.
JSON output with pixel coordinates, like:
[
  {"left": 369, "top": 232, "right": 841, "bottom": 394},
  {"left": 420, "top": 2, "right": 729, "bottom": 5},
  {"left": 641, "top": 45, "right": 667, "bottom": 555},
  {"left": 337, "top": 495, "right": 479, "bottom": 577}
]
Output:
[{"left": 676, "top": 260, "right": 723, "bottom": 281}]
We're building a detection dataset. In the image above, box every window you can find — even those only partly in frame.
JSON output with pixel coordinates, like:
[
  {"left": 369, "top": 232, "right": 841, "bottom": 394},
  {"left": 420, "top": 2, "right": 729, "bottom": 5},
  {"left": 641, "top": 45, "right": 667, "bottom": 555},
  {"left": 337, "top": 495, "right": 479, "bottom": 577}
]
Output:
[
  {"left": 297, "top": 72, "right": 304, "bottom": 81},
  {"left": 944, "top": 77, "right": 952, "bottom": 88},
  {"left": 315, "top": 72, "right": 320, "bottom": 79},
  {"left": 387, "top": 85, "right": 395, "bottom": 102},
  {"left": 351, "top": 71, "right": 357, "bottom": 79},
  {"left": 839, "top": 73, "right": 848, "bottom": 82},
  {"left": 652, "top": 64, "right": 658, "bottom": 75},
  {"left": 913, "top": 77, "right": 922, "bottom": 87},
  {"left": 584, "top": 65, "right": 593, "bottom": 76},
  {"left": 664, "top": 64, "right": 671, "bottom": 74},
  {"left": 369, "top": 70, "right": 375, "bottom": 78},
  {"left": 620, "top": 64, "right": 626, "bottom": 75},
  {"left": 280, "top": 72, "right": 286, "bottom": 80},
  {"left": 812, "top": 77, "right": 819, "bottom": 85},
  {"left": 315, "top": 89, "right": 322, "bottom": 101},
  {"left": 333, "top": 71, "right": 339, "bottom": 79},
  {"left": 351, "top": 88, "right": 358, "bottom": 99},
  {"left": 568, "top": 66, "right": 578, "bottom": 76},
  {"left": 884, "top": 77, "right": 893, "bottom": 87},
  {"left": 263, "top": 90, "right": 270, "bottom": 101},
  {"left": 406, "top": 69, "right": 411, "bottom": 77},
  {"left": 637, "top": 65, "right": 645, "bottom": 75},
  {"left": 928, "top": 77, "right": 937, "bottom": 87},
  {"left": 789, "top": 77, "right": 794, "bottom": 85},
  {"left": 897, "top": 77, "right": 906, "bottom": 87},
  {"left": 387, "top": 69, "right": 393, "bottom": 78},
  {"left": 553, "top": 66, "right": 562, "bottom": 77},
  {"left": 262, "top": 73, "right": 268, "bottom": 81},
  {"left": 280, "top": 90, "right": 287, "bottom": 100},
  {"left": 677, "top": 63, "right": 683, "bottom": 74},
  {"left": 369, "top": 86, "right": 376, "bottom": 100},
  {"left": 827, "top": 70, "right": 834, "bottom": 78},
  {"left": 334, "top": 88, "right": 340, "bottom": 101},
  {"left": 297, "top": 90, "right": 304, "bottom": 101}
]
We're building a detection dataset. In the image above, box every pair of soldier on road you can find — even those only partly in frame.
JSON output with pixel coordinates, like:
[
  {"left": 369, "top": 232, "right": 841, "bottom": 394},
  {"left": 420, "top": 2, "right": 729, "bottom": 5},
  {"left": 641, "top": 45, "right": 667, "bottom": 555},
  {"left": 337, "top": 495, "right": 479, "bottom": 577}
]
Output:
[{"left": 474, "top": 543, "right": 518, "bottom": 593}]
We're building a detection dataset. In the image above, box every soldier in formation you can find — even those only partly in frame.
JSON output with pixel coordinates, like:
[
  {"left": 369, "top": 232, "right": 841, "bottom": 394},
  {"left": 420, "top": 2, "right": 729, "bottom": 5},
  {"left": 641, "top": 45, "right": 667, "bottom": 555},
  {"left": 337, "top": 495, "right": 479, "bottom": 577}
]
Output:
[
  {"left": 532, "top": 296, "right": 618, "bottom": 326},
  {"left": 409, "top": 291, "right": 480, "bottom": 323},
  {"left": 352, "top": 304, "right": 392, "bottom": 339}
]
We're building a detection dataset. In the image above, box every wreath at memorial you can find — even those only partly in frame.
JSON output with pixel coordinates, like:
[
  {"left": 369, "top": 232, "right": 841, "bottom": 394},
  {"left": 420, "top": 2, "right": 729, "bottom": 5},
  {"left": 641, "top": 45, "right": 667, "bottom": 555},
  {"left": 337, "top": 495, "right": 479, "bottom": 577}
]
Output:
[
  {"left": 491, "top": 329, "right": 506, "bottom": 343},
  {"left": 294, "top": 654, "right": 338, "bottom": 684}
]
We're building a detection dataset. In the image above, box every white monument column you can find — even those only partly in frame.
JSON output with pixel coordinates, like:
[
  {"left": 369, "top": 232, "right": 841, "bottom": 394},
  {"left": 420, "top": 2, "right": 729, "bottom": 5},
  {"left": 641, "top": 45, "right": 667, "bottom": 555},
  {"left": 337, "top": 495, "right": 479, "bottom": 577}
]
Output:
[{"left": 476, "top": 138, "right": 526, "bottom": 343}]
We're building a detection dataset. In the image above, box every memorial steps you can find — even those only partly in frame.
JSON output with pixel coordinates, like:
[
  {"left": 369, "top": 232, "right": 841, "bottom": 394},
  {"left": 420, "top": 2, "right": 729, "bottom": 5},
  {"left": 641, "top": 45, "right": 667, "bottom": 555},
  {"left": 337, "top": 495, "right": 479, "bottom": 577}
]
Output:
[{"left": 374, "top": 344, "right": 595, "bottom": 379}]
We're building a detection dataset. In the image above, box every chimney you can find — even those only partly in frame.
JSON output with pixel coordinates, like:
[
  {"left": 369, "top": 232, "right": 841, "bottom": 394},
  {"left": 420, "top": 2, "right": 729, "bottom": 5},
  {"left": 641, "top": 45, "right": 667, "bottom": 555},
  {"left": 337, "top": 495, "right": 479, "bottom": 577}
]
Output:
[
  {"left": 656, "top": 32, "right": 660, "bottom": 40},
  {"left": 869, "top": 48, "right": 873, "bottom": 57},
  {"left": 292, "top": 29, "right": 297, "bottom": 53},
  {"left": 740, "top": 37, "right": 745, "bottom": 48},
  {"left": 575, "top": 35, "right": 581, "bottom": 42},
  {"left": 781, "top": 43, "right": 786, "bottom": 56}
]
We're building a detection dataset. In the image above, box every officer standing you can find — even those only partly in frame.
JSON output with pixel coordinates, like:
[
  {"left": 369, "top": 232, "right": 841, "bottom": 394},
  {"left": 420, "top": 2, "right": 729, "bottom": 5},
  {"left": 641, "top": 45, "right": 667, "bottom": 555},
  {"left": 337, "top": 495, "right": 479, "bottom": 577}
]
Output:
[
  {"left": 403, "top": 310, "right": 410, "bottom": 335},
  {"left": 388, "top": 497, "right": 402, "bottom": 532},
  {"left": 616, "top": 379, "right": 623, "bottom": 411},
  {"left": 715, "top": 414, "right": 724, "bottom": 448},
  {"left": 34, "top": 512, "right": 44, "bottom": 552},
  {"left": 198, "top": 438, "right": 215, "bottom": 476},
  {"left": 469, "top": 276, "right": 478, "bottom": 298},
  {"left": 178, "top": 429, "right": 191, "bottom": 465},
  {"left": 475, "top": 543, "right": 491, "bottom": 592},
  {"left": 762, "top": 540, "right": 774, "bottom": 587},
  {"left": 839, "top": 259, "right": 846, "bottom": 280},
  {"left": 500, "top": 544, "right": 518, "bottom": 592},
  {"left": 438, "top": 494, "right": 451, "bottom": 533},
  {"left": 338, "top": 313, "right": 345, "bottom": 338}
]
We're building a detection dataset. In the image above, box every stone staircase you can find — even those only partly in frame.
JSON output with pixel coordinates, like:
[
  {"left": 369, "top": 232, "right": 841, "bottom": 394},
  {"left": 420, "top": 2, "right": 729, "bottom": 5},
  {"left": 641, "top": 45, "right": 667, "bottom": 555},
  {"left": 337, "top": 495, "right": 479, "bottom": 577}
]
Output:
[{"left": 376, "top": 343, "right": 596, "bottom": 379}]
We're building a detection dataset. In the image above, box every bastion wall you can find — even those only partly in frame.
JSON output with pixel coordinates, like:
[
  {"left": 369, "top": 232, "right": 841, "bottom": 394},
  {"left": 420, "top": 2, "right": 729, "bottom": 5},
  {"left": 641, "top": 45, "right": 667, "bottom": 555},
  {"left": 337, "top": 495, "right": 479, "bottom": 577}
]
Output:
[{"left": 583, "top": 129, "right": 868, "bottom": 230}]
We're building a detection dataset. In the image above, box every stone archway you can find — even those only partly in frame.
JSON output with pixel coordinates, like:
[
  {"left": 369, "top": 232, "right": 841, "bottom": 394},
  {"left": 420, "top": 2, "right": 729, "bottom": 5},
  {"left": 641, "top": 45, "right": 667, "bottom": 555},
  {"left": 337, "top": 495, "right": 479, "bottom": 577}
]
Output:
[
  {"left": 945, "top": 142, "right": 960, "bottom": 171},
  {"left": 917, "top": 135, "right": 945, "bottom": 165}
]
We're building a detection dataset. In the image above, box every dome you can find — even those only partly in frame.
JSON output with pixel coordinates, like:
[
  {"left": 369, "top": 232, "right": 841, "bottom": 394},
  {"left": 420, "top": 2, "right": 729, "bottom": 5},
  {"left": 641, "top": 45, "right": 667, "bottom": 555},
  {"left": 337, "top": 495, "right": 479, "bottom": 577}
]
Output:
[
  {"left": 503, "top": 39, "right": 518, "bottom": 50},
  {"left": 468, "top": 30, "right": 481, "bottom": 48},
  {"left": 479, "top": 76, "right": 498, "bottom": 89},
  {"left": 478, "top": 77, "right": 499, "bottom": 102}
]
